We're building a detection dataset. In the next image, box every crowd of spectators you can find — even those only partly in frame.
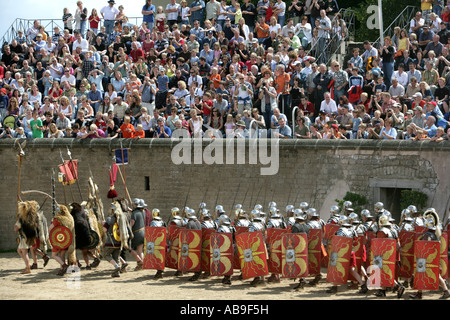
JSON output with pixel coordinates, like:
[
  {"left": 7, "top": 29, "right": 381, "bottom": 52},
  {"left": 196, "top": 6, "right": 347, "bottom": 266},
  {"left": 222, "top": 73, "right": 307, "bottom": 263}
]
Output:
[{"left": 0, "top": 0, "right": 449, "bottom": 142}]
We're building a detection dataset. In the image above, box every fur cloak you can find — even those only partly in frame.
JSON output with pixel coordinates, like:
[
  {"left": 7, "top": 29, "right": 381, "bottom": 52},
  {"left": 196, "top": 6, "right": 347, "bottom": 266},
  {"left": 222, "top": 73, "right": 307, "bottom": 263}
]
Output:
[
  {"left": 17, "top": 201, "right": 39, "bottom": 247},
  {"left": 70, "top": 203, "right": 91, "bottom": 250},
  {"left": 112, "top": 199, "right": 133, "bottom": 251},
  {"left": 53, "top": 205, "right": 77, "bottom": 265}
]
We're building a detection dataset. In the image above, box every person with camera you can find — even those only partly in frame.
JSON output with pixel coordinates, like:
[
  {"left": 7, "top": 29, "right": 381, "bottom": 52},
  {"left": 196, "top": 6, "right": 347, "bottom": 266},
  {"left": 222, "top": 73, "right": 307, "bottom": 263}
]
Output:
[{"left": 258, "top": 79, "right": 278, "bottom": 132}]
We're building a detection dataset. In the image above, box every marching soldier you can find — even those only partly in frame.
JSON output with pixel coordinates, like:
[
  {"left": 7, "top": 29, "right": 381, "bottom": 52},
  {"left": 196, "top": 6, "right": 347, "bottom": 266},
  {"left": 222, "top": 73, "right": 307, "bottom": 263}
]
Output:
[
  {"left": 248, "top": 210, "right": 267, "bottom": 287},
  {"left": 200, "top": 209, "right": 217, "bottom": 279},
  {"left": 170, "top": 207, "right": 186, "bottom": 227},
  {"left": 306, "top": 208, "right": 326, "bottom": 287},
  {"left": 185, "top": 214, "right": 203, "bottom": 282},
  {"left": 198, "top": 202, "right": 207, "bottom": 216},
  {"left": 217, "top": 214, "right": 235, "bottom": 285},
  {"left": 299, "top": 202, "right": 309, "bottom": 215},
  {"left": 326, "top": 215, "right": 368, "bottom": 294},
  {"left": 327, "top": 205, "right": 341, "bottom": 224},
  {"left": 267, "top": 207, "right": 286, "bottom": 283},
  {"left": 342, "top": 201, "right": 354, "bottom": 216},
  {"left": 291, "top": 210, "right": 310, "bottom": 290},
  {"left": 408, "top": 205, "right": 425, "bottom": 228},
  {"left": 285, "top": 205, "right": 295, "bottom": 226},
  {"left": 398, "top": 209, "right": 415, "bottom": 232},
  {"left": 214, "top": 205, "right": 226, "bottom": 226},
  {"left": 150, "top": 208, "right": 166, "bottom": 280},
  {"left": 235, "top": 209, "right": 251, "bottom": 227},
  {"left": 409, "top": 209, "right": 450, "bottom": 300}
]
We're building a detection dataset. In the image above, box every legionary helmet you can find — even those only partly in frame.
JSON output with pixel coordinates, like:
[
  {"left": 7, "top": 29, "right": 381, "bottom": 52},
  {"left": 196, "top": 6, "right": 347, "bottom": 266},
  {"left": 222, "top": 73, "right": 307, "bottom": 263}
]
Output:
[
  {"left": 374, "top": 202, "right": 384, "bottom": 213},
  {"left": 348, "top": 212, "right": 360, "bottom": 224},
  {"left": 294, "top": 209, "right": 306, "bottom": 220},
  {"left": 307, "top": 208, "right": 319, "bottom": 219},
  {"left": 254, "top": 204, "right": 263, "bottom": 212},
  {"left": 378, "top": 214, "right": 391, "bottom": 227},
  {"left": 339, "top": 215, "right": 351, "bottom": 227},
  {"left": 219, "top": 214, "right": 231, "bottom": 226},
  {"left": 215, "top": 205, "right": 225, "bottom": 214},
  {"left": 299, "top": 202, "right": 309, "bottom": 212},
  {"left": 133, "top": 198, "right": 142, "bottom": 208},
  {"left": 250, "top": 209, "right": 260, "bottom": 221},
  {"left": 423, "top": 208, "right": 439, "bottom": 230},
  {"left": 361, "top": 209, "right": 373, "bottom": 219},
  {"left": 401, "top": 209, "right": 413, "bottom": 221},
  {"left": 343, "top": 201, "right": 353, "bottom": 209},
  {"left": 268, "top": 201, "right": 277, "bottom": 209},
  {"left": 171, "top": 207, "right": 180, "bottom": 217},
  {"left": 201, "top": 209, "right": 211, "bottom": 220},
  {"left": 285, "top": 205, "right": 295, "bottom": 214},
  {"left": 152, "top": 208, "right": 161, "bottom": 219},
  {"left": 330, "top": 205, "right": 340, "bottom": 216},
  {"left": 407, "top": 205, "right": 418, "bottom": 215}
]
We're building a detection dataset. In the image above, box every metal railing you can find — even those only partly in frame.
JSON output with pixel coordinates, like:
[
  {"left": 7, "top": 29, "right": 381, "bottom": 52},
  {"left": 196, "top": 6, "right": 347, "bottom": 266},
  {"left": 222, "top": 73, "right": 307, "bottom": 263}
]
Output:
[
  {"left": 1, "top": 16, "right": 145, "bottom": 45},
  {"left": 306, "top": 8, "right": 356, "bottom": 66},
  {"left": 371, "top": 5, "right": 418, "bottom": 48}
]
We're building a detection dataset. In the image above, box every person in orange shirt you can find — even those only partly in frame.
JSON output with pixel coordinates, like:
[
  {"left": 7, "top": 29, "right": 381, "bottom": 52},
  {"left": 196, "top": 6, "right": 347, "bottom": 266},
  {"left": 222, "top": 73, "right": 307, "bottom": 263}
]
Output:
[
  {"left": 210, "top": 67, "right": 221, "bottom": 89},
  {"left": 255, "top": 15, "right": 270, "bottom": 44},
  {"left": 118, "top": 116, "right": 136, "bottom": 138},
  {"left": 274, "top": 64, "right": 291, "bottom": 122},
  {"left": 132, "top": 124, "right": 145, "bottom": 139}
]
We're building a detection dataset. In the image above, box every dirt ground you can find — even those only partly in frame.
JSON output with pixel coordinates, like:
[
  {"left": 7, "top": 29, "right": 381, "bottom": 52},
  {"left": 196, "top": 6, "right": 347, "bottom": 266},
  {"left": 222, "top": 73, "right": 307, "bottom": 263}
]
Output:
[{"left": 0, "top": 251, "right": 447, "bottom": 301}]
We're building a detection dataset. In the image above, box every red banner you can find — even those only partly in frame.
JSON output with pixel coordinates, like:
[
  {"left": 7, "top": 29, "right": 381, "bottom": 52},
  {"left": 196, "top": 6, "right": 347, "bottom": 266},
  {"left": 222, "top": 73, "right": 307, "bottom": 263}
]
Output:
[
  {"left": 58, "top": 160, "right": 78, "bottom": 185},
  {"left": 267, "top": 228, "right": 288, "bottom": 274},
  {"left": 440, "top": 232, "right": 448, "bottom": 279},
  {"left": 178, "top": 229, "right": 202, "bottom": 272},
  {"left": 143, "top": 227, "right": 166, "bottom": 270},
  {"left": 326, "top": 235, "right": 353, "bottom": 284},
  {"left": 308, "top": 228, "right": 322, "bottom": 276},
  {"left": 165, "top": 225, "right": 183, "bottom": 270},
  {"left": 413, "top": 240, "right": 440, "bottom": 291},
  {"left": 399, "top": 230, "right": 415, "bottom": 279},
  {"left": 210, "top": 233, "right": 234, "bottom": 276},
  {"left": 282, "top": 233, "right": 308, "bottom": 278},
  {"left": 236, "top": 231, "right": 269, "bottom": 280},
  {"left": 201, "top": 228, "right": 215, "bottom": 272},
  {"left": 368, "top": 238, "right": 397, "bottom": 288}
]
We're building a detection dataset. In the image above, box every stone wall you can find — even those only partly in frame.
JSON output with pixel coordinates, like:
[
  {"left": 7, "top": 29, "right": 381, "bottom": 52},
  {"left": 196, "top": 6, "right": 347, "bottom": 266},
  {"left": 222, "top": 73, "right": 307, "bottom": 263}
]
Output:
[{"left": 0, "top": 138, "right": 449, "bottom": 250}]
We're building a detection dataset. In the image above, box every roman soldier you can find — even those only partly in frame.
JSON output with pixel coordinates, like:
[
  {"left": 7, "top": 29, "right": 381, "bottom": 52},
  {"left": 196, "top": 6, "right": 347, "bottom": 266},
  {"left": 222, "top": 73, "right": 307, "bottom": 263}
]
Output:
[
  {"left": 299, "top": 202, "right": 309, "bottom": 215},
  {"left": 214, "top": 205, "right": 226, "bottom": 226},
  {"left": 291, "top": 210, "right": 310, "bottom": 290},
  {"left": 198, "top": 202, "right": 207, "bottom": 216},
  {"left": 306, "top": 207, "right": 325, "bottom": 286},
  {"left": 285, "top": 204, "right": 295, "bottom": 226},
  {"left": 342, "top": 201, "right": 354, "bottom": 216},
  {"left": 201, "top": 209, "right": 217, "bottom": 230},
  {"left": 248, "top": 210, "right": 267, "bottom": 286},
  {"left": 327, "top": 205, "right": 341, "bottom": 224},
  {"left": 217, "top": 214, "right": 235, "bottom": 285},
  {"left": 170, "top": 207, "right": 186, "bottom": 227},
  {"left": 235, "top": 209, "right": 251, "bottom": 227},
  {"left": 185, "top": 214, "right": 203, "bottom": 282},
  {"left": 149, "top": 208, "right": 166, "bottom": 279},
  {"left": 409, "top": 208, "right": 450, "bottom": 300},
  {"left": 267, "top": 207, "right": 286, "bottom": 283},
  {"left": 326, "top": 215, "right": 368, "bottom": 294},
  {"left": 399, "top": 209, "right": 415, "bottom": 232},
  {"left": 409, "top": 204, "right": 425, "bottom": 228}
]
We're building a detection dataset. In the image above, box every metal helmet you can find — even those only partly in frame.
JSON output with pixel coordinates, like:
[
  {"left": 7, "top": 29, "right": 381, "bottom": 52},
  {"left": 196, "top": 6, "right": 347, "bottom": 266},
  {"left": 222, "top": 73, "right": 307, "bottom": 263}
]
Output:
[
  {"left": 383, "top": 210, "right": 392, "bottom": 219},
  {"left": 269, "top": 207, "right": 278, "bottom": 217},
  {"left": 139, "top": 199, "right": 147, "bottom": 208},
  {"left": 218, "top": 214, "right": 231, "bottom": 226},
  {"left": 378, "top": 214, "right": 391, "bottom": 227},
  {"left": 268, "top": 201, "right": 277, "bottom": 209},
  {"left": 201, "top": 209, "right": 211, "bottom": 220},
  {"left": 423, "top": 208, "right": 439, "bottom": 230},
  {"left": 171, "top": 207, "right": 180, "bottom": 217},
  {"left": 133, "top": 198, "right": 142, "bottom": 208},
  {"left": 299, "top": 202, "right": 309, "bottom": 212},
  {"left": 343, "top": 201, "right": 353, "bottom": 209},
  {"left": 215, "top": 205, "right": 225, "bottom": 214},
  {"left": 407, "top": 205, "right": 418, "bottom": 214},
  {"left": 330, "top": 205, "right": 340, "bottom": 216},
  {"left": 294, "top": 209, "right": 306, "bottom": 220},
  {"left": 199, "top": 202, "right": 207, "bottom": 210},
  {"left": 348, "top": 212, "right": 360, "bottom": 224},
  {"left": 254, "top": 204, "right": 263, "bottom": 212},
  {"left": 338, "top": 215, "right": 351, "bottom": 227},
  {"left": 152, "top": 208, "right": 161, "bottom": 219},
  {"left": 235, "top": 204, "right": 243, "bottom": 210},
  {"left": 182, "top": 206, "right": 190, "bottom": 215},
  {"left": 237, "top": 208, "right": 249, "bottom": 220},
  {"left": 250, "top": 209, "right": 260, "bottom": 221},
  {"left": 259, "top": 210, "right": 267, "bottom": 222},
  {"left": 285, "top": 204, "right": 295, "bottom": 214},
  {"left": 401, "top": 209, "right": 412, "bottom": 221},
  {"left": 361, "top": 209, "right": 373, "bottom": 219},
  {"left": 374, "top": 202, "right": 384, "bottom": 213},
  {"left": 186, "top": 208, "right": 196, "bottom": 219},
  {"left": 307, "top": 208, "right": 319, "bottom": 219}
]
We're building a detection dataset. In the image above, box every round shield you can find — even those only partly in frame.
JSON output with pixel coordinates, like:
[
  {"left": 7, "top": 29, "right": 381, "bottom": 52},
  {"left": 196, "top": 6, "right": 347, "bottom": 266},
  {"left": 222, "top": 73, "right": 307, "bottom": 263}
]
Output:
[
  {"left": 113, "top": 223, "right": 121, "bottom": 241},
  {"left": 86, "top": 230, "right": 100, "bottom": 250},
  {"left": 49, "top": 225, "right": 73, "bottom": 250}
]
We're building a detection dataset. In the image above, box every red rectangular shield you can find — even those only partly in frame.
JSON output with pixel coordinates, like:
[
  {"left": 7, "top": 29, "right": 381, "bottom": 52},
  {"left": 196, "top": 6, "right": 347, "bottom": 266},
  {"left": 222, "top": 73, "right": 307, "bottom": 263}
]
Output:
[
  {"left": 368, "top": 238, "right": 397, "bottom": 288},
  {"left": 235, "top": 226, "right": 249, "bottom": 235},
  {"left": 326, "top": 235, "right": 353, "bottom": 284},
  {"left": 415, "top": 226, "right": 428, "bottom": 236},
  {"left": 267, "top": 228, "right": 288, "bottom": 274},
  {"left": 398, "top": 230, "right": 416, "bottom": 279},
  {"left": 324, "top": 224, "right": 340, "bottom": 241},
  {"left": 413, "top": 240, "right": 440, "bottom": 291},
  {"left": 210, "top": 233, "right": 234, "bottom": 276},
  {"left": 348, "top": 235, "right": 364, "bottom": 282},
  {"left": 233, "top": 227, "right": 249, "bottom": 270},
  {"left": 308, "top": 228, "right": 322, "bottom": 276},
  {"left": 178, "top": 229, "right": 202, "bottom": 272},
  {"left": 235, "top": 231, "right": 269, "bottom": 280},
  {"left": 58, "top": 160, "right": 78, "bottom": 185},
  {"left": 282, "top": 233, "right": 308, "bottom": 278},
  {"left": 201, "top": 228, "right": 215, "bottom": 272},
  {"left": 440, "top": 232, "right": 448, "bottom": 279},
  {"left": 143, "top": 227, "right": 166, "bottom": 270},
  {"left": 165, "top": 225, "right": 183, "bottom": 270}
]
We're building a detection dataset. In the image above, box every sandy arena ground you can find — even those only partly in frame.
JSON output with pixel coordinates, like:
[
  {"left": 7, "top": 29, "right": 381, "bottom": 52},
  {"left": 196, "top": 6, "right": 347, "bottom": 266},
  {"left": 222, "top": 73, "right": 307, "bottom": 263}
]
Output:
[{"left": 0, "top": 251, "right": 446, "bottom": 301}]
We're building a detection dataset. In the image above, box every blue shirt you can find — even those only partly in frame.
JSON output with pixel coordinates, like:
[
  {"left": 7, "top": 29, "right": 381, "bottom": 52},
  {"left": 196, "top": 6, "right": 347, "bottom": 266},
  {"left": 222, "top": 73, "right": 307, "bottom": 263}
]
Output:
[
  {"left": 156, "top": 125, "right": 172, "bottom": 138},
  {"left": 189, "top": 0, "right": 205, "bottom": 22},
  {"left": 424, "top": 124, "right": 437, "bottom": 138},
  {"left": 157, "top": 74, "right": 169, "bottom": 92},
  {"left": 142, "top": 4, "right": 156, "bottom": 23}
]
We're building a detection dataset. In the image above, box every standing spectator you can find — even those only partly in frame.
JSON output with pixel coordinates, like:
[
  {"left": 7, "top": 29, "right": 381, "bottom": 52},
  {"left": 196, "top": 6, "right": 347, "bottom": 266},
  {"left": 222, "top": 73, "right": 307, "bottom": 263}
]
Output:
[
  {"left": 63, "top": 8, "right": 74, "bottom": 33},
  {"left": 142, "top": 0, "right": 156, "bottom": 31},
  {"left": 316, "top": 9, "right": 331, "bottom": 64},
  {"left": 190, "top": 0, "right": 206, "bottom": 26},
  {"left": 89, "top": 9, "right": 101, "bottom": 35},
  {"left": 75, "top": 1, "right": 88, "bottom": 39},
  {"left": 206, "top": 0, "right": 221, "bottom": 22},
  {"left": 378, "top": 36, "right": 396, "bottom": 88},
  {"left": 101, "top": 0, "right": 120, "bottom": 43},
  {"left": 166, "top": 0, "right": 180, "bottom": 29}
]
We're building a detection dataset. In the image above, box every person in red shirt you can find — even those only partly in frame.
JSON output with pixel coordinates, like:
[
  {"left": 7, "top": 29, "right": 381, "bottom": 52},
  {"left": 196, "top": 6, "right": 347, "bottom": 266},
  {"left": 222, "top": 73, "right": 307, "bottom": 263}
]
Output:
[
  {"left": 118, "top": 116, "right": 136, "bottom": 138},
  {"left": 133, "top": 124, "right": 146, "bottom": 139},
  {"left": 130, "top": 41, "right": 145, "bottom": 63},
  {"left": 89, "top": 9, "right": 101, "bottom": 34}
]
